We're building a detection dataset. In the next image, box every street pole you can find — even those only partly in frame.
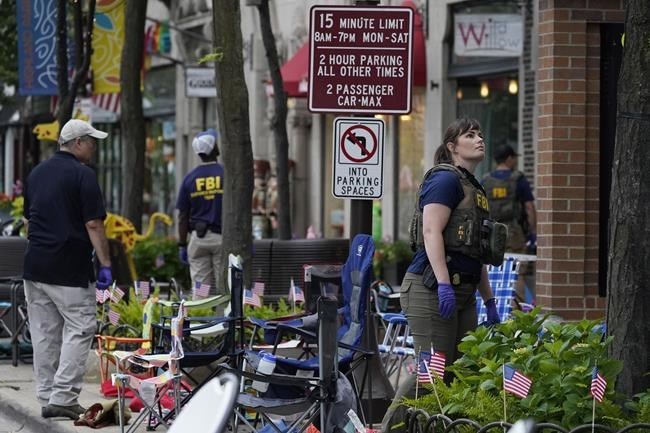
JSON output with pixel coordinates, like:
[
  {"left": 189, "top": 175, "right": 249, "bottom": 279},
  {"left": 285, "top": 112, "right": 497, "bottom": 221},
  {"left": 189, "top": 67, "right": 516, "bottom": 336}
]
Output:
[{"left": 349, "top": 0, "right": 380, "bottom": 241}]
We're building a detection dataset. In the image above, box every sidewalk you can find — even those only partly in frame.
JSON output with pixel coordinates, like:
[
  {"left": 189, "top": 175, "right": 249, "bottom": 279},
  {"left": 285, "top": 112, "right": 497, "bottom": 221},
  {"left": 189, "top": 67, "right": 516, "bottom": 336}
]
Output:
[{"left": 0, "top": 351, "right": 148, "bottom": 433}]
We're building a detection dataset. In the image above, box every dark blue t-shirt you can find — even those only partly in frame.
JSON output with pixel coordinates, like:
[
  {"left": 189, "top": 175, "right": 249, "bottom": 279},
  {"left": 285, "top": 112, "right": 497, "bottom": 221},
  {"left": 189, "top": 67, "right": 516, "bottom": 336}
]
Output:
[
  {"left": 486, "top": 169, "right": 535, "bottom": 202},
  {"left": 407, "top": 169, "right": 482, "bottom": 276},
  {"left": 23, "top": 151, "right": 106, "bottom": 287},
  {"left": 176, "top": 163, "right": 224, "bottom": 233}
]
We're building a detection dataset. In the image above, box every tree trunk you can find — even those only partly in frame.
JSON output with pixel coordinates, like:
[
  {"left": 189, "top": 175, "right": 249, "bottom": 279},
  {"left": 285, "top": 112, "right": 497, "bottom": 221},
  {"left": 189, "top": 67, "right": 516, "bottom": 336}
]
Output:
[
  {"left": 119, "top": 0, "right": 147, "bottom": 231},
  {"left": 606, "top": 0, "right": 650, "bottom": 398},
  {"left": 56, "top": 0, "right": 95, "bottom": 126},
  {"left": 257, "top": 0, "right": 292, "bottom": 240},
  {"left": 212, "top": 0, "right": 254, "bottom": 287}
]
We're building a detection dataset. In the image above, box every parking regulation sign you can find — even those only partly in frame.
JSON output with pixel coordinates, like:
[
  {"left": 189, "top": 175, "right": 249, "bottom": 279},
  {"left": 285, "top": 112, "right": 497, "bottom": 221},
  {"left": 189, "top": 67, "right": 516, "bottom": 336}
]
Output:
[
  {"left": 309, "top": 6, "right": 413, "bottom": 114},
  {"left": 332, "top": 117, "right": 384, "bottom": 199}
]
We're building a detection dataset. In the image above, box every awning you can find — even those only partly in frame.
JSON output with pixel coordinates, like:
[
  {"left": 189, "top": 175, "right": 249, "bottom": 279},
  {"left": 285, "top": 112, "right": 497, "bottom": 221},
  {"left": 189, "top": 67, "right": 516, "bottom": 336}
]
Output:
[
  {"left": 403, "top": 0, "right": 427, "bottom": 87},
  {"left": 274, "top": 2, "right": 426, "bottom": 98},
  {"left": 278, "top": 42, "right": 309, "bottom": 98}
]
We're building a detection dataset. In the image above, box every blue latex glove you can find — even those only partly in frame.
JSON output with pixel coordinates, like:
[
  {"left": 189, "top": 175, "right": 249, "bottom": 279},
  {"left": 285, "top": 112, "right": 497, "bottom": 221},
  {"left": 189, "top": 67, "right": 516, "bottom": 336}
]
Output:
[
  {"left": 97, "top": 266, "right": 112, "bottom": 290},
  {"left": 178, "top": 246, "right": 189, "bottom": 266},
  {"left": 485, "top": 298, "right": 501, "bottom": 325},
  {"left": 437, "top": 283, "right": 456, "bottom": 319}
]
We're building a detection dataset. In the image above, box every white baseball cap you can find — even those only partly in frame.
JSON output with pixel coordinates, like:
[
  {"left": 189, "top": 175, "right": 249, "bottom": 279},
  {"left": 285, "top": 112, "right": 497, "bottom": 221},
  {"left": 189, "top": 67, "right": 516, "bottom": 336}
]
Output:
[
  {"left": 192, "top": 128, "right": 219, "bottom": 155},
  {"left": 59, "top": 119, "right": 108, "bottom": 144}
]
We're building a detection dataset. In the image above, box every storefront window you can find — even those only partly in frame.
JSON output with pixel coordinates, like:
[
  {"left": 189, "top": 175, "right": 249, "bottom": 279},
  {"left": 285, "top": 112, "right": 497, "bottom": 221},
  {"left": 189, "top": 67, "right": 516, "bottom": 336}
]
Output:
[
  {"left": 456, "top": 75, "right": 518, "bottom": 178},
  {"left": 145, "top": 118, "right": 176, "bottom": 218},
  {"left": 323, "top": 114, "right": 345, "bottom": 238},
  {"left": 397, "top": 91, "right": 426, "bottom": 241},
  {"left": 96, "top": 123, "right": 122, "bottom": 212}
]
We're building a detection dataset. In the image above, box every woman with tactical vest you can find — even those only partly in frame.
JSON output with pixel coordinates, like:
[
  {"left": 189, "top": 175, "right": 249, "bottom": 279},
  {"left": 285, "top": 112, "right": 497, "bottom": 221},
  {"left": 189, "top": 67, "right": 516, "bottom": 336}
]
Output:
[{"left": 381, "top": 117, "right": 505, "bottom": 433}]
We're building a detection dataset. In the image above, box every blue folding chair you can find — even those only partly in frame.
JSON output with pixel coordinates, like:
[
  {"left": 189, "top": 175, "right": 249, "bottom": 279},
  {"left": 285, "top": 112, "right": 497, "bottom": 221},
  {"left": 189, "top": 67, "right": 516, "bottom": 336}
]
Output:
[
  {"left": 246, "top": 235, "right": 382, "bottom": 423},
  {"left": 476, "top": 257, "right": 519, "bottom": 324}
]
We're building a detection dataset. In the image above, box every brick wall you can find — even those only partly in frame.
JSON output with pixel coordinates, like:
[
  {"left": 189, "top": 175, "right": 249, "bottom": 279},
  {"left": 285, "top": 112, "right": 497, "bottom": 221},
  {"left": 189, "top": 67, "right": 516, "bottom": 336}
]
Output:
[{"left": 535, "top": 0, "right": 623, "bottom": 320}]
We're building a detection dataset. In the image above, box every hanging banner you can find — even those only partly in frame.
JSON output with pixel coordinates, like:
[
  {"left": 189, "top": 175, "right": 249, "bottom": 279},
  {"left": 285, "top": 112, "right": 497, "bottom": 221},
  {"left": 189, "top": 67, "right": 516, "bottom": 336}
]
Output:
[
  {"left": 17, "top": 0, "right": 58, "bottom": 95},
  {"left": 92, "top": 0, "right": 125, "bottom": 94},
  {"left": 454, "top": 14, "right": 523, "bottom": 57}
]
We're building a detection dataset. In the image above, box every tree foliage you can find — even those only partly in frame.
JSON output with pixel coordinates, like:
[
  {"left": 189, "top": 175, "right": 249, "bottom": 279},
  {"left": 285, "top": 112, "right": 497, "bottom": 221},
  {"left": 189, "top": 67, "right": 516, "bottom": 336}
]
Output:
[{"left": 0, "top": 0, "right": 18, "bottom": 102}]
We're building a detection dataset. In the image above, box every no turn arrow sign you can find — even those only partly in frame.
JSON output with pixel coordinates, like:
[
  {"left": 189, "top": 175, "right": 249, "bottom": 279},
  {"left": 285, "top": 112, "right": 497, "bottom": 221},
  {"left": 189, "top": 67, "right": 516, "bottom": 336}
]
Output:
[{"left": 332, "top": 117, "right": 384, "bottom": 199}]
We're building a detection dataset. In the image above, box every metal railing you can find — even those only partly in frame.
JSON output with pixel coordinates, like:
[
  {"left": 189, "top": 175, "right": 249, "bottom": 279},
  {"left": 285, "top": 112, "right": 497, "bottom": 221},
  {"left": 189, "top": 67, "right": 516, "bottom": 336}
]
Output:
[{"left": 405, "top": 408, "right": 650, "bottom": 433}]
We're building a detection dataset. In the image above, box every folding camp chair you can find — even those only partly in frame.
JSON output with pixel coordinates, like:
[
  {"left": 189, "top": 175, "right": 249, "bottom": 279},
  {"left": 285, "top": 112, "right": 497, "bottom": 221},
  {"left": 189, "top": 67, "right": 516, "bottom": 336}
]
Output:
[
  {"left": 233, "top": 297, "right": 342, "bottom": 433},
  {"left": 147, "top": 254, "right": 245, "bottom": 429},
  {"left": 250, "top": 235, "right": 394, "bottom": 425},
  {"left": 0, "top": 279, "right": 31, "bottom": 366},
  {"left": 113, "top": 302, "right": 187, "bottom": 433},
  {"left": 476, "top": 257, "right": 519, "bottom": 323},
  {"left": 377, "top": 313, "right": 415, "bottom": 388},
  {"left": 168, "top": 373, "right": 239, "bottom": 433}
]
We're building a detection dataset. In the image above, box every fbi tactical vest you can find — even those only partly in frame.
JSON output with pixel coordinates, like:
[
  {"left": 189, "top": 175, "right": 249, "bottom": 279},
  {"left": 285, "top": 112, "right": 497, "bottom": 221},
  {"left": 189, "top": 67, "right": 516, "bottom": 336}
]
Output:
[
  {"left": 482, "top": 171, "right": 523, "bottom": 224},
  {"left": 409, "top": 164, "right": 506, "bottom": 266}
]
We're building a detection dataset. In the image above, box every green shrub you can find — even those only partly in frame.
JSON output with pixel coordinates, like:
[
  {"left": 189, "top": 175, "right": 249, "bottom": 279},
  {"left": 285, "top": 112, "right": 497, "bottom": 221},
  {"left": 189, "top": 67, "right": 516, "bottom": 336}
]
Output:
[
  {"left": 402, "top": 308, "right": 649, "bottom": 428},
  {"left": 131, "top": 236, "right": 190, "bottom": 288}
]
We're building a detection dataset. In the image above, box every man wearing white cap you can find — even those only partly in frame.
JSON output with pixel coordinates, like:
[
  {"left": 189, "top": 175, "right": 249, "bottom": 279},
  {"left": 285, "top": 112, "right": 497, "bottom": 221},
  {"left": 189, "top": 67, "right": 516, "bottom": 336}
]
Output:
[
  {"left": 23, "top": 119, "right": 113, "bottom": 420},
  {"left": 176, "top": 128, "right": 224, "bottom": 293}
]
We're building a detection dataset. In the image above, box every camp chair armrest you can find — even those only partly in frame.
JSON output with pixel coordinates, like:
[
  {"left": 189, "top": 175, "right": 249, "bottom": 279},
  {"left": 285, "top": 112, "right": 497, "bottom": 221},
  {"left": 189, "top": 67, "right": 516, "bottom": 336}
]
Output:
[
  {"left": 95, "top": 335, "right": 149, "bottom": 344},
  {"left": 221, "top": 363, "right": 318, "bottom": 388},
  {"left": 275, "top": 323, "right": 317, "bottom": 342},
  {"left": 337, "top": 340, "right": 374, "bottom": 356}
]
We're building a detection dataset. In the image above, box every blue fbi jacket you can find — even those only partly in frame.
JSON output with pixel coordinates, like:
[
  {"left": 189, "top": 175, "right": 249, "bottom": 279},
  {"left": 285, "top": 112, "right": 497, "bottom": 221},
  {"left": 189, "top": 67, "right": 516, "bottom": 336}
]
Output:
[{"left": 176, "top": 162, "right": 224, "bottom": 233}]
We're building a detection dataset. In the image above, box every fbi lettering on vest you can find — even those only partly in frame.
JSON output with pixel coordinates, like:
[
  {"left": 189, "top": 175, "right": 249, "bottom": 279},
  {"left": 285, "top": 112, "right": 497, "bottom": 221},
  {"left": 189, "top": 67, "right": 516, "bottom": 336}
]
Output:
[{"left": 332, "top": 117, "right": 384, "bottom": 200}]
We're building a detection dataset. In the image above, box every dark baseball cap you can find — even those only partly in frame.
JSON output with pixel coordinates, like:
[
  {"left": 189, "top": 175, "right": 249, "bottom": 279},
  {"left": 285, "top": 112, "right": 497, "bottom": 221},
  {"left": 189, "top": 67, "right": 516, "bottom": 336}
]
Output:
[{"left": 493, "top": 144, "right": 520, "bottom": 161}]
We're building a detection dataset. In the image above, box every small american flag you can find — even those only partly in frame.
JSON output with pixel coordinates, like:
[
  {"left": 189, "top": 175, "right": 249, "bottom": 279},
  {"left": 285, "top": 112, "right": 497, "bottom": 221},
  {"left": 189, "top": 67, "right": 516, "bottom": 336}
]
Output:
[
  {"left": 155, "top": 254, "right": 165, "bottom": 269},
  {"left": 503, "top": 365, "right": 532, "bottom": 399},
  {"left": 108, "top": 309, "right": 121, "bottom": 326},
  {"left": 110, "top": 286, "right": 125, "bottom": 303},
  {"left": 96, "top": 289, "right": 108, "bottom": 304},
  {"left": 289, "top": 279, "right": 305, "bottom": 303},
  {"left": 243, "top": 289, "right": 262, "bottom": 308},
  {"left": 193, "top": 282, "right": 211, "bottom": 299},
  {"left": 590, "top": 368, "right": 607, "bottom": 403},
  {"left": 417, "top": 354, "right": 434, "bottom": 385},
  {"left": 135, "top": 281, "right": 150, "bottom": 298},
  {"left": 252, "top": 281, "right": 265, "bottom": 297},
  {"left": 428, "top": 347, "right": 446, "bottom": 379}
]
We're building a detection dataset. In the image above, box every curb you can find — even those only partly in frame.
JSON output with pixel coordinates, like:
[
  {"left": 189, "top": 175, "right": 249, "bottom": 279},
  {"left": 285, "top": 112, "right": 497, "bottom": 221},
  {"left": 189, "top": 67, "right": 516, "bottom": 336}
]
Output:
[{"left": 0, "top": 389, "right": 76, "bottom": 433}]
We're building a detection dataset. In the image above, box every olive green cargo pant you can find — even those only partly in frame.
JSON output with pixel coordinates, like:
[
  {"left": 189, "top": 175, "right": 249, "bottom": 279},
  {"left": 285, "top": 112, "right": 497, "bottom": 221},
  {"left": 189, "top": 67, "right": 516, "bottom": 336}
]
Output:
[{"left": 381, "top": 272, "right": 478, "bottom": 433}]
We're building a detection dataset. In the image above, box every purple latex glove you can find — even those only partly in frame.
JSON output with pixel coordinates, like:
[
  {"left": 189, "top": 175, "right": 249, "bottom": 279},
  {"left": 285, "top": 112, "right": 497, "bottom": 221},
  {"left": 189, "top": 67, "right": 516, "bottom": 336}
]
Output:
[
  {"left": 97, "top": 266, "right": 112, "bottom": 290},
  {"left": 526, "top": 232, "right": 537, "bottom": 247},
  {"left": 437, "top": 283, "right": 456, "bottom": 319},
  {"left": 485, "top": 298, "right": 501, "bottom": 325},
  {"left": 178, "top": 246, "right": 189, "bottom": 266}
]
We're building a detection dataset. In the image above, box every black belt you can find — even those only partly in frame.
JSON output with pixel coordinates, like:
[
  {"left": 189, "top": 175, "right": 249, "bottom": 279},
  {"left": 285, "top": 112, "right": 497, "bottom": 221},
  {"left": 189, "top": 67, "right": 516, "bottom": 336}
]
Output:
[{"left": 449, "top": 272, "right": 481, "bottom": 286}]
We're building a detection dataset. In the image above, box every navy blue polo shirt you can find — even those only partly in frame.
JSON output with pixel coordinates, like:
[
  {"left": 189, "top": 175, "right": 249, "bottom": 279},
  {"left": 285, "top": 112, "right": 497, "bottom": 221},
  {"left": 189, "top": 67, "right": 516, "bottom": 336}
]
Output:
[
  {"left": 176, "top": 162, "right": 224, "bottom": 233},
  {"left": 23, "top": 151, "right": 107, "bottom": 287},
  {"left": 407, "top": 169, "right": 482, "bottom": 277}
]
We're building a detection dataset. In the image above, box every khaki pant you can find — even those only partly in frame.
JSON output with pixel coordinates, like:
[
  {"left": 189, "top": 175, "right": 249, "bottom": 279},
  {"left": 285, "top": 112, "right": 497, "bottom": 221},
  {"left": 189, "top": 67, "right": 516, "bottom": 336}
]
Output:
[
  {"left": 24, "top": 280, "right": 96, "bottom": 407},
  {"left": 188, "top": 230, "right": 224, "bottom": 295},
  {"left": 381, "top": 272, "right": 478, "bottom": 432}
]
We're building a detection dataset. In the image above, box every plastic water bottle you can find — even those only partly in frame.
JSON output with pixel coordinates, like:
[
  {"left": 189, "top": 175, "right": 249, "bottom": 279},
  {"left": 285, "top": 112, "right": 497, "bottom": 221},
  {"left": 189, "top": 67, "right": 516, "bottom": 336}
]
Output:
[{"left": 252, "top": 352, "right": 276, "bottom": 393}]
